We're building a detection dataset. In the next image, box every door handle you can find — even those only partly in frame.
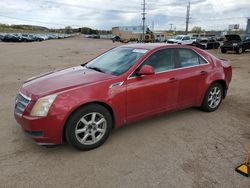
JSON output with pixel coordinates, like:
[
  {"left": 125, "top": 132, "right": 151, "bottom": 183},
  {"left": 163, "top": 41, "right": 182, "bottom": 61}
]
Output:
[
  {"left": 168, "top": 77, "right": 178, "bottom": 82},
  {"left": 200, "top": 71, "right": 207, "bottom": 75}
]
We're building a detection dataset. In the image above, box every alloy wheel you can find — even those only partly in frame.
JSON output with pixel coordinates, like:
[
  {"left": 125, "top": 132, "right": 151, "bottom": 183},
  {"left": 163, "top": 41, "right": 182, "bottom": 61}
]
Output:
[
  {"left": 208, "top": 86, "right": 222, "bottom": 109},
  {"left": 75, "top": 112, "right": 107, "bottom": 145}
]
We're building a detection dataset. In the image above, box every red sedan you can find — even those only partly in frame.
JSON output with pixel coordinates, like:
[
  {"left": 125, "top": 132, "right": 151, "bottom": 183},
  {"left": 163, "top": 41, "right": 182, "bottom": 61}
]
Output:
[{"left": 15, "top": 44, "right": 232, "bottom": 150}]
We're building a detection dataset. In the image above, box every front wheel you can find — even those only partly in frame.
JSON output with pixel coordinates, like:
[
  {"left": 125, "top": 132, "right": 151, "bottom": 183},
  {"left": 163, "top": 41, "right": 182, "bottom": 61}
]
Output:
[
  {"left": 221, "top": 48, "right": 227, "bottom": 53},
  {"left": 65, "top": 104, "right": 113, "bottom": 151},
  {"left": 201, "top": 83, "right": 223, "bottom": 112},
  {"left": 236, "top": 47, "right": 243, "bottom": 54}
]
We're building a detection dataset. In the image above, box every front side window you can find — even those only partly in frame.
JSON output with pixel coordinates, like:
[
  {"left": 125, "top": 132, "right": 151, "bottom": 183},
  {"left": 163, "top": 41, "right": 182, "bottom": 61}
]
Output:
[
  {"left": 183, "top": 36, "right": 190, "bottom": 40},
  {"left": 141, "top": 49, "right": 175, "bottom": 73},
  {"left": 176, "top": 36, "right": 183, "bottom": 40},
  {"left": 177, "top": 49, "right": 207, "bottom": 67},
  {"left": 85, "top": 47, "right": 146, "bottom": 76}
]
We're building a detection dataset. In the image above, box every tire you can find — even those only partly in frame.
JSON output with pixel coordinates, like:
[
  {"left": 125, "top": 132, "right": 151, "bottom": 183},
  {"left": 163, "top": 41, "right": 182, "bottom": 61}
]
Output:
[
  {"left": 201, "top": 83, "right": 223, "bottom": 112},
  {"left": 221, "top": 48, "right": 227, "bottom": 53},
  {"left": 65, "top": 104, "right": 113, "bottom": 151},
  {"left": 236, "top": 46, "right": 243, "bottom": 54}
]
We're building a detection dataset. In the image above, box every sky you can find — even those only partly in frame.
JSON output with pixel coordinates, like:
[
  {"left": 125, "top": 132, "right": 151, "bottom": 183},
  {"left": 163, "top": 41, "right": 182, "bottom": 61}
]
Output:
[{"left": 0, "top": 0, "right": 249, "bottom": 31}]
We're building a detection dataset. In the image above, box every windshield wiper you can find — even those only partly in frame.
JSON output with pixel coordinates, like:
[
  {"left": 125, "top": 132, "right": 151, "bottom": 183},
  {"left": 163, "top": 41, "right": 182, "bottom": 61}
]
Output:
[{"left": 86, "top": 66, "right": 105, "bottom": 73}]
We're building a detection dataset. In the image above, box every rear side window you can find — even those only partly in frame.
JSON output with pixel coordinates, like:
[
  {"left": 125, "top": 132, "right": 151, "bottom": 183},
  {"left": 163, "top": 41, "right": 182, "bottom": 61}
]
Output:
[
  {"left": 177, "top": 49, "right": 207, "bottom": 67},
  {"left": 142, "top": 49, "right": 175, "bottom": 73}
]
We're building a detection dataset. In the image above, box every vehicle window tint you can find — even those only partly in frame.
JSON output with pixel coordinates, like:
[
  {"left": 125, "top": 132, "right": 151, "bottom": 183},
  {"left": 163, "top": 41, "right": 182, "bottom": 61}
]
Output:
[
  {"left": 142, "top": 49, "right": 175, "bottom": 73},
  {"left": 177, "top": 49, "right": 206, "bottom": 67},
  {"left": 183, "top": 36, "right": 190, "bottom": 40},
  {"left": 86, "top": 47, "right": 145, "bottom": 76},
  {"left": 199, "top": 56, "right": 207, "bottom": 64}
]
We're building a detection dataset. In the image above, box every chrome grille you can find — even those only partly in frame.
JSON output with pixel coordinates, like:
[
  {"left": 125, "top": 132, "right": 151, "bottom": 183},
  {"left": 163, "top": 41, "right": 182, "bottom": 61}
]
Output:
[{"left": 15, "top": 93, "right": 31, "bottom": 117}]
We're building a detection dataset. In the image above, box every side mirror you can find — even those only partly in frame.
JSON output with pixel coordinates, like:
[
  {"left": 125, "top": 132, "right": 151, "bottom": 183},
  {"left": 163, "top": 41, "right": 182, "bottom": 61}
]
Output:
[{"left": 137, "top": 65, "right": 155, "bottom": 76}]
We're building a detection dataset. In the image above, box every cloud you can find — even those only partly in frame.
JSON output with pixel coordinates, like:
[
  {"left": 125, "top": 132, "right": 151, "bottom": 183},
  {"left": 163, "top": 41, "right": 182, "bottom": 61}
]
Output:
[{"left": 0, "top": 0, "right": 249, "bottom": 30}]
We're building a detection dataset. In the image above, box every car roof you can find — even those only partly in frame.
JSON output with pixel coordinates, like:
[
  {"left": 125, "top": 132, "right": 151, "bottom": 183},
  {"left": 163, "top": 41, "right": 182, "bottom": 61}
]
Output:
[{"left": 120, "top": 43, "right": 195, "bottom": 50}]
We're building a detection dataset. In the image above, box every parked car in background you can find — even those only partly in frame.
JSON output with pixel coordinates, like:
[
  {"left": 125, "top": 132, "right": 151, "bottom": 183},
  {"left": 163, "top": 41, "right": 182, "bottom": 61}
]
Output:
[
  {"left": 167, "top": 35, "right": 196, "bottom": 45},
  {"left": 216, "top": 36, "right": 224, "bottom": 41},
  {"left": 19, "top": 34, "right": 34, "bottom": 42},
  {"left": 0, "top": 33, "right": 5, "bottom": 41},
  {"left": 243, "top": 35, "right": 250, "bottom": 51},
  {"left": 2, "top": 34, "right": 21, "bottom": 42},
  {"left": 221, "top": 34, "right": 250, "bottom": 54},
  {"left": 14, "top": 44, "right": 232, "bottom": 151},
  {"left": 112, "top": 35, "right": 121, "bottom": 42},
  {"left": 0, "top": 33, "right": 73, "bottom": 42},
  {"left": 195, "top": 38, "right": 220, "bottom": 49}
]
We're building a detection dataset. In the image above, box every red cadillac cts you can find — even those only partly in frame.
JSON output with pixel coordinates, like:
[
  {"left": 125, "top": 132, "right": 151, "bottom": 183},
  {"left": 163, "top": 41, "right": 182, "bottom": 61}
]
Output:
[{"left": 14, "top": 44, "right": 232, "bottom": 150}]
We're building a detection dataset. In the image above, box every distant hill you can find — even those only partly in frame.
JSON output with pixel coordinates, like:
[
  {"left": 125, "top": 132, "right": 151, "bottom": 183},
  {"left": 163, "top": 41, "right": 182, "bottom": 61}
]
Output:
[
  {"left": 0, "top": 24, "right": 111, "bottom": 34},
  {"left": 0, "top": 24, "right": 59, "bottom": 33}
]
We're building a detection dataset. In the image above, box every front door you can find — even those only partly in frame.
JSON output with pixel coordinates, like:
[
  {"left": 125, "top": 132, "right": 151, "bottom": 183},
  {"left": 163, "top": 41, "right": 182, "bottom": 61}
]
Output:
[{"left": 126, "top": 48, "right": 179, "bottom": 122}]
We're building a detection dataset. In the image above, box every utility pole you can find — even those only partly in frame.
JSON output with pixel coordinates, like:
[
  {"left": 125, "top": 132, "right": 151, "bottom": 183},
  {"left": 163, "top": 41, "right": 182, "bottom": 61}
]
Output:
[
  {"left": 185, "top": 1, "right": 190, "bottom": 35},
  {"left": 142, "top": 0, "right": 146, "bottom": 41},
  {"left": 169, "top": 23, "right": 173, "bottom": 31},
  {"left": 151, "top": 21, "right": 154, "bottom": 33}
]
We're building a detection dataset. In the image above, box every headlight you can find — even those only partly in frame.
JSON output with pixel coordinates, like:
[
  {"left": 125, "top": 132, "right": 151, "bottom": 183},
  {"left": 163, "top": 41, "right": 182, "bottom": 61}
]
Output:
[
  {"left": 30, "top": 94, "right": 57, "bottom": 117},
  {"left": 233, "top": 43, "right": 238, "bottom": 46}
]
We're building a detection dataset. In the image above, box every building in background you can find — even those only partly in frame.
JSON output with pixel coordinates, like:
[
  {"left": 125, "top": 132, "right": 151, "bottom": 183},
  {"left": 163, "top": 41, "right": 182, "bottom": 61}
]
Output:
[
  {"left": 153, "top": 31, "right": 173, "bottom": 42},
  {"left": 112, "top": 26, "right": 143, "bottom": 40}
]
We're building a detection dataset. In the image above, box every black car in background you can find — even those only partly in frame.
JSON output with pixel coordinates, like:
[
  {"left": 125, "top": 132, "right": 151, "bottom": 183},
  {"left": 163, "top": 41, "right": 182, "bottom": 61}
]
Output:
[
  {"left": 0, "top": 33, "right": 5, "bottom": 41},
  {"left": 221, "top": 34, "right": 250, "bottom": 54},
  {"left": 195, "top": 38, "right": 220, "bottom": 49},
  {"left": 2, "top": 34, "right": 21, "bottom": 42}
]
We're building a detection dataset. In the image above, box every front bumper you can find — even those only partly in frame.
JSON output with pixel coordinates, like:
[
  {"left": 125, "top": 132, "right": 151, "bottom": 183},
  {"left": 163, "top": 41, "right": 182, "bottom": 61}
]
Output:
[
  {"left": 15, "top": 113, "right": 65, "bottom": 145},
  {"left": 221, "top": 46, "right": 239, "bottom": 51}
]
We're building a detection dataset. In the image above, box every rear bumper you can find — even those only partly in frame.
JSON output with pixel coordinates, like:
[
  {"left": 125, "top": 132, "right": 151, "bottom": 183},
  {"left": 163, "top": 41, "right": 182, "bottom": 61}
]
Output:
[{"left": 15, "top": 113, "right": 65, "bottom": 145}]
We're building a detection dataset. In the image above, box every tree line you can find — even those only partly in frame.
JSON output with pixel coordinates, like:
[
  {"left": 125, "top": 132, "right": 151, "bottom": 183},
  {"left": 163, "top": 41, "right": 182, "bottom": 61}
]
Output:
[{"left": 64, "top": 26, "right": 111, "bottom": 35}]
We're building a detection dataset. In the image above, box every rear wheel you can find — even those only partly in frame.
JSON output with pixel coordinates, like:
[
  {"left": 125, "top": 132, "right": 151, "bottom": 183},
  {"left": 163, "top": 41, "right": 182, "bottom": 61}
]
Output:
[
  {"left": 201, "top": 83, "right": 223, "bottom": 112},
  {"left": 65, "top": 104, "right": 112, "bottom": 151}
]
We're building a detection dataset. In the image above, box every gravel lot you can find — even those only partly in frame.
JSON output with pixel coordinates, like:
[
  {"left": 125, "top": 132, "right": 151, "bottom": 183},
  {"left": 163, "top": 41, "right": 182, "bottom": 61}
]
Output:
[{"left": 0, "top": 36, "right": 249, "bottom": 187}]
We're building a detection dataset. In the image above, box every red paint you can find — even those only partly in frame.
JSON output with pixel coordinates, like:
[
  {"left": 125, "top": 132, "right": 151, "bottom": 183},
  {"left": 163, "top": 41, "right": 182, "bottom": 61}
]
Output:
[
  {"left": 15, "top": 44, "right": 232, "bottom": 145},
  {"left": 137, "top": 65, "right": 155, "bottom": 75}
]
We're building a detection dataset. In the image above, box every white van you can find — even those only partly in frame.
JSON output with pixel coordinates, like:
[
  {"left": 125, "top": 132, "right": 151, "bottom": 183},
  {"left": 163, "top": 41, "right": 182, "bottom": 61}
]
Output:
[{"left": 167, "top": 35, "right": 196, "bottom": 45}]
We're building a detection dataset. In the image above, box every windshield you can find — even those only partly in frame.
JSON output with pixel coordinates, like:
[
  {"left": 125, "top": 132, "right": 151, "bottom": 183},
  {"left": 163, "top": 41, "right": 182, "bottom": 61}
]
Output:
[
  {"left": 85, "top": 47, "right": 147, "bottom": 76},
  {"left": 176, "top": 36, "right": 183, "bottom": 40}
]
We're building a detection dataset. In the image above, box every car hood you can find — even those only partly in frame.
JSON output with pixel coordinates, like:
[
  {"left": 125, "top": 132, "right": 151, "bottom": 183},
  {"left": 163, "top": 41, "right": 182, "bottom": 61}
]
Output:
[
  {"left": 20, "top": 66, "right": 115, "bottom": 99},
  {"left": 225, "top": 35, "right": 241, "bottom": 41},
  {"left": 168, "top": 39, "right": 178, "bottom": 42}
]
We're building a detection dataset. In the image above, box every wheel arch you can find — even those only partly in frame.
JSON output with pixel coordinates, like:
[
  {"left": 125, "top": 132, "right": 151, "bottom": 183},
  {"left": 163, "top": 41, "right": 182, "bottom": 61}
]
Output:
[
  {"left": 210, "top": 79, "right": 227, "bottom": 98},
  {"left": 62, "top": 101, "right": 115, "bottom": 142}
]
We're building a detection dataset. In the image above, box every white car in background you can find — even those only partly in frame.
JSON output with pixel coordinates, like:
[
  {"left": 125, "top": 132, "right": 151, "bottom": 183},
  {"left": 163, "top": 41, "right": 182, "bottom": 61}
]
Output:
[{"left": 167, "top": 35, "right": 196, "bottom": 45}]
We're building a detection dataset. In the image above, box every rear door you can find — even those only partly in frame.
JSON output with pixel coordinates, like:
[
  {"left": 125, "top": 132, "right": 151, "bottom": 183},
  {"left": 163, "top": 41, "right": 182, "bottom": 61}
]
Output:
[{"left": 174, "top": 48, "right": 211, "bottom": 108}]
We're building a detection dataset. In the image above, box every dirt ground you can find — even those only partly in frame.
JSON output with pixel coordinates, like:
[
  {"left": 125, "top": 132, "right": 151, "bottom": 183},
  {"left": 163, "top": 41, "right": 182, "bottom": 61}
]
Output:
[{"left": 0, "top": 36, "right": 249, "bottom": 187}]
